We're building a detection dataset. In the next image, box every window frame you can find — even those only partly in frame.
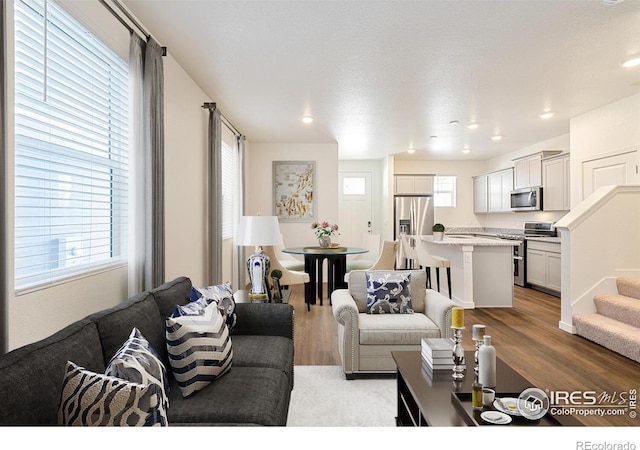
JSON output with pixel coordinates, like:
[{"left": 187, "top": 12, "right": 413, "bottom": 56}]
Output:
[{"left": 433, "top": 175, "right": 457, "bottom": 208}]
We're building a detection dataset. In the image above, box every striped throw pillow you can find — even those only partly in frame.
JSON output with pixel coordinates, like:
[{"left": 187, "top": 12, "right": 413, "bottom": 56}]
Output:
[
  {"left": 58, "top": 361, "right": 162, "bottom": 426},
  {"left": 105, "top": 328, "right": 169, "bottom": 426},
  {"left": 166, "top": 302, "right": 233, "bottom": 398}
]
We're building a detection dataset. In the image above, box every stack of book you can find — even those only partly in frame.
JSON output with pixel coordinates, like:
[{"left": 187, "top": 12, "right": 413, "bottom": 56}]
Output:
[{"left": 421, "top": 337, "right": 461, "bottom": 371}]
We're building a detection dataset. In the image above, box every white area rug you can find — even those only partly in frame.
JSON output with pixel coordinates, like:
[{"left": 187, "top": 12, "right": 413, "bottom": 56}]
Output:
[{"left": 286, "top": 365, "right": 396, "bottom": 427}]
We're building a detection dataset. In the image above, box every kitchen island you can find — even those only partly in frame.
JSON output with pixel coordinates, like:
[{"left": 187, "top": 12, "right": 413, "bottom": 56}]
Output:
[{"left": 420, "top": 234, "right": 518, "bottom": 308}]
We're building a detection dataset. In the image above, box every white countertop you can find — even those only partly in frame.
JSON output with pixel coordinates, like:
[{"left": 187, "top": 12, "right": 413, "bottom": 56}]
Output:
[{"left": 421, "top": 235, "right": 519, "bottom": 246}]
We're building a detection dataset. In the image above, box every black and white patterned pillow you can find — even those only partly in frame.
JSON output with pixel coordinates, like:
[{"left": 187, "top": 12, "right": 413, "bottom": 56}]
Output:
[
  {"left": 58, "top": 361, "right": 163, "bottom": 426},
  {"left": 105, "top": 328, "right": 169, "bottom": 426},
  {"left": 365, "top": 272, "right": 414, "bottom": 314},
  {"left": 166, "top": 301, "right": 233, "bottom": 398},
  {"left": 190, "top": 282, "right": 237, "bottom": 332}
]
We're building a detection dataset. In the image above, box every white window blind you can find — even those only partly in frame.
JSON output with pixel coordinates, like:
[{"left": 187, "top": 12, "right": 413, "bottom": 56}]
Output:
[
  {"left": 14, "top": 0, "right": 128, "bottom": 290},
  {"left": 434, "top": 176, "right": 457, "bottom": 207}
]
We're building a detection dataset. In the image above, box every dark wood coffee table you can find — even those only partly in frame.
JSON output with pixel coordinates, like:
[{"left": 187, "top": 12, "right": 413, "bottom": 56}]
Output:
[{"left": 392, "top": 350, "right": 582, "bottom": 427}]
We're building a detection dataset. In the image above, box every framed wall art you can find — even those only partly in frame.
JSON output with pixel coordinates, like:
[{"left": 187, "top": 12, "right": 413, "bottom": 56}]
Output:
[{"left": 273, "top": 161, "right": 316, "bottom": 222}]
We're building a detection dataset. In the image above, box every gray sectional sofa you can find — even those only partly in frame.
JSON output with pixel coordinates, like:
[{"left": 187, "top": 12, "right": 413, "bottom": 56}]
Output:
[{"left": 0, "top": 276, "right": 295, "bottom": 426}]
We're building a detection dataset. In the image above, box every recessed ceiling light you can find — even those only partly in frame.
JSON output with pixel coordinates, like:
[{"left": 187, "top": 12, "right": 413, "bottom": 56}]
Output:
[
  {"left": 621, "top": 56, "right": 640, "bottom": 68},
  {"left": 430, "top": 135, "right": 438, "bottom": 140},
  {"left": 467, "top": 122, "right": 479, "bottom": 130},
  {"left": 407, "top": 148, "right": 416, "bottom": 154},
  {"left": 538, "top": 111, "right": 556, "bottom": 119},
  {"left": 462, "top": 148, "right": 471, "bottom": 154},
  {"left": 301, "top": 116, "right": 314, "bottom": 124},
  {"left": 492, "top": 135, "right": 503, "bottom": 141},
  {"left": 449, "top": 120, "right": 459, "bottom": 126}
]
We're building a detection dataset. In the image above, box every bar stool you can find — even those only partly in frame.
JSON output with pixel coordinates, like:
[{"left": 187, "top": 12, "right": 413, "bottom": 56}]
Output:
[
  {"left": 415, "top": 238, "right": 452, "bottom": 299},
  {"left": 400, "top": 234, "right": 420, "bottom": 269}
]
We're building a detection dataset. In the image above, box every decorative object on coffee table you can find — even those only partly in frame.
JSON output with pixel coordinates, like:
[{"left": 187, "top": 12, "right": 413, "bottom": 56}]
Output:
[
  {"left": 472, "top": 324, "right": 486, "bottom": 376},
  {"left": 478, "top": 335, "right": 496, "bottom": 388},
  {"left": 236, "top": 215, "right": 282, "bottom": 301},
  {"left": 451, "top": 307, "right": 465, "bottom": 380}
]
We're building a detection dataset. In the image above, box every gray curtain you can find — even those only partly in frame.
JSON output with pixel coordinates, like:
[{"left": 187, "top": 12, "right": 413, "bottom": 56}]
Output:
[
  {"left": 143, "top": 38, "right": 165, "bottom": 289},
  {"left": 0, "top": 2, "right": 7, "bottom": 354},
  {"left": 128, "top": 33, "right": 145, "bottom": 295},
  {"left": 207, "top": 106, "right": 223, "bottom": 285},
  {"left": 236, "top": 135, "right": 246, "bottom": 288},
  {"left": 128, "top": 34, "right": 165, "bottom": 293}
]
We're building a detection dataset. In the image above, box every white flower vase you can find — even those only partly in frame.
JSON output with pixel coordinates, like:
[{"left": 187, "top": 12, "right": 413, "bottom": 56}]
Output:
[
  {"left": 318, "top": 236, "right": 331, "bottom": 248},
  {"left": 434, "top": 231, "right": 444, "bottom": 241}
]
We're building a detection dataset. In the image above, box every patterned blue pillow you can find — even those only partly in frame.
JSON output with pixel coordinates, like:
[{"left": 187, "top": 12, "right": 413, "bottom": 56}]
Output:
[
  {"left": 105, "top": 328, "right": 169, "bottom": 426},
  {"left": 58, "top": 361, "right": 162, "bottom": 426},
  {"left": 190, "top": 282, "right": 237, "bottom": 332},
  {"left": 365, "top": 272, "right": 414, "bottom": 314},
  {"left": 166, "top": 302, "right": 233, "bottom": 398},
  {"left": 172, "top": 297, "right": 210, "bottom": 318}
]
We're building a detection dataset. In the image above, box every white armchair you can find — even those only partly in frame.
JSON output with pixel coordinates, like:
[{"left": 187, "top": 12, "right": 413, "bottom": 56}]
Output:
[{"left": 331, "top": 269, "right": 456, "bottom": 379}]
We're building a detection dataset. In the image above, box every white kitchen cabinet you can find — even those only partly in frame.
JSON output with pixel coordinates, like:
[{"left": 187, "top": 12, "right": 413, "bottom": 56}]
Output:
[
  {"left": 395, "top": 175, "right": 434, "bottom": 195},
  {"left": 513, "top": 151, "right": 562, "bottom": 189},
  {"left": 473, "top": 175, "right": 488, "bottom": 214},
  {"left": 526, "top": 240, "right": 561, "bottom": 296},
  {"left": 488, "top": 168, "right": 513, "bottom": 212},
  {"left": 542, "top": 153, "right": 570, "bottom": 211}
]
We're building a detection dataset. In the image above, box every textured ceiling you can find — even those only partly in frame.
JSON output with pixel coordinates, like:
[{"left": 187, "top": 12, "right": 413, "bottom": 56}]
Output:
[{"left": 124, "top": 0, "right": 640, "bottom": 160}]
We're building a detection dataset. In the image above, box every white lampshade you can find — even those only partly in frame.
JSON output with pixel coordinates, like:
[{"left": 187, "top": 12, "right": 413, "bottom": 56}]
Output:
[{"left": 236, "top": 216, "right": 283, "bottom": 247}]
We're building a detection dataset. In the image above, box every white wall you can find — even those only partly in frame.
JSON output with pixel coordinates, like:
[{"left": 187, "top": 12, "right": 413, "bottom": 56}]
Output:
[
  {"left": 245, "top": 142, "right": 339, "bottom": 249},
  {"left": 163, "top": 56, "right": 211, "bottom": 287},
  {"left": 5, "top": 5, "right": 213, "bottom": 349},
  {"left": 569, "top": 93, "right": 640, "bottom": 207}
]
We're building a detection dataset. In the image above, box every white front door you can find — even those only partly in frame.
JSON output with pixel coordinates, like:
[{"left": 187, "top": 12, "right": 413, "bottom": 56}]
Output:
[
  {"left": 582, "top": 149, "right": 640, "bottom": 199},
  {"left": 338, "top": 172, "right": 373, "bottom": 247}
]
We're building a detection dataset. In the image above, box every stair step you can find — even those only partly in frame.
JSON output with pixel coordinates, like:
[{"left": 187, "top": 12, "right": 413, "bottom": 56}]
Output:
[
  {"left": 593, "top": 294, "right": 640, "bottom": 328},
  {"left": 573, "top": 313, "right": 640, "bottom": 364},
  {"left": 617, "top": 277, "right": 640, "bottom": 301}
]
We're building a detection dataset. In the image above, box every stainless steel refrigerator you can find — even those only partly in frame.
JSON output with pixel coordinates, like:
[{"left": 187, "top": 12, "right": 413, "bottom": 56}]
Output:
[{"left": 394, "top": 195, "right": 434, "bottom": 239}]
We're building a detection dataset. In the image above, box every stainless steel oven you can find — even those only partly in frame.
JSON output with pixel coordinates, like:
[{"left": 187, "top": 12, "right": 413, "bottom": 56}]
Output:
[{"left": 497, "top": 233, "right": 526, "bottom": 287}]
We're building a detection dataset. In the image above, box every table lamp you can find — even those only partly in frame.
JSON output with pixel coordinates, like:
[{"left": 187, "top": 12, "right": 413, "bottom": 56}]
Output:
[{"left": 236, "top": 215, "right": 282, "bottom": 301}]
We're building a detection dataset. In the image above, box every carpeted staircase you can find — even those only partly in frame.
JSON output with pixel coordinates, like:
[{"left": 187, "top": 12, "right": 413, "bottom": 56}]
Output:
[{"left": 573, "top": 277, "right": 640, "bottom": 363}]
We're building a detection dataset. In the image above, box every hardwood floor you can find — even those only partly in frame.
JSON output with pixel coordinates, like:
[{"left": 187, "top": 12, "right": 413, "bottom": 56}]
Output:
[{"left": 286, "top": 283, "right": 639, "bottom": 426}]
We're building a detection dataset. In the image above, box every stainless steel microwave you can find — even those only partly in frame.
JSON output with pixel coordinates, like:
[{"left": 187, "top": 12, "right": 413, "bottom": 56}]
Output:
[{"left": 510, "top": 186, "right": 542, "bottom": 211}]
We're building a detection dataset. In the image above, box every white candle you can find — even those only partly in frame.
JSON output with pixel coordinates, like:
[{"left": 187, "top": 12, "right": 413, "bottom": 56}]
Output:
[{"left": 472, "top": 324, "right": 486, "bottom": 341}]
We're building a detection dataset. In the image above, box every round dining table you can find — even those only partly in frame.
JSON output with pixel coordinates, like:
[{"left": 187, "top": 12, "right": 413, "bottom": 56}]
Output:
[{"left": 281, "top": 246, "right": 368, "bottom": 310}]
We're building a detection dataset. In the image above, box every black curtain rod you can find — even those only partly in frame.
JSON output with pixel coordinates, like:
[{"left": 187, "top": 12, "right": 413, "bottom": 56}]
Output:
[
  {"left": 99, "top": 0, "right": 167, "bottom": 56},
  {"left": 202, "top": 103, "right": 243, "bottom": 138}
]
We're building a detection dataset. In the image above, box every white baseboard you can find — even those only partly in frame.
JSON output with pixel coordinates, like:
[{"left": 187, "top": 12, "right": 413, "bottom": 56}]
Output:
[{"left": 559, "top": 320, "right": 576, "bottom": 334}]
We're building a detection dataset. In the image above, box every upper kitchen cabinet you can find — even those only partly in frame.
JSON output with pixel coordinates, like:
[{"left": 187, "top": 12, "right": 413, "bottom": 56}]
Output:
[
  {"left": 474, "top": 168, "right": 513, "bottom": 214},
  {"left": 542, "top": 153, "right": 570, "bottom": 211},
  {"left": 488, "top": 168, "right": 513, "bottom": 213},
  {"left": 394, "top": 175, "right": 434, "bottom": 195},
  {"left": 473, "top": 174, "right": 489, "bottom": 214},
  {"left": 513, "top": 151, "right": 562, "bottom": 189}
]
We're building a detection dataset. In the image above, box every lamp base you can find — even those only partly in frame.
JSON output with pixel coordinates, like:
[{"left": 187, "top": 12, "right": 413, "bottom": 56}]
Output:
[{"left": 247, "top": 249, "right": 271, "bottom": 302}]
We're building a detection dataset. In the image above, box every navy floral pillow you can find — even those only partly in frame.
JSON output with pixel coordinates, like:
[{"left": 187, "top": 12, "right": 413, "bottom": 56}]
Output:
[{"left": 365, "top": 272, "right": 414, "bottom": 314}]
